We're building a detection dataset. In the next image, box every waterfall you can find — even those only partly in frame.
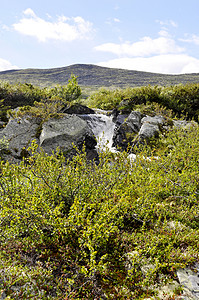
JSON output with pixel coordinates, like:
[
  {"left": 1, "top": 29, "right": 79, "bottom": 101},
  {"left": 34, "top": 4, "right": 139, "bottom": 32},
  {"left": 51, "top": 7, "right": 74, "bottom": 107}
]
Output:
[
  {"left": 81, "top": 113, "right": 117, "bottom": 152},
  {"left": 80, "top": 112, "right": 137, "bottom": 162}
]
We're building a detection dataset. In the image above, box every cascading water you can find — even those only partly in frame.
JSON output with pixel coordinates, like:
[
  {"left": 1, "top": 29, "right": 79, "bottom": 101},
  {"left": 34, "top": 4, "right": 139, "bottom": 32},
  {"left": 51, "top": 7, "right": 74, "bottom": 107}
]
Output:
[
  {"left": 81, "top": 113, "right": 117, "bottom": 152},
  {"left": 80, "top": 111, "right": 136, "bottom": 161}
]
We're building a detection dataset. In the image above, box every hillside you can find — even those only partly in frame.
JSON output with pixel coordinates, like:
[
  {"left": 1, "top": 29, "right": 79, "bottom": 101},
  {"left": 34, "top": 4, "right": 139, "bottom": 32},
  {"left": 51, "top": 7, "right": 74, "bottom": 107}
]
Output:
[{"left": 1, "top": 64, "right": 199, "bottom": 89}]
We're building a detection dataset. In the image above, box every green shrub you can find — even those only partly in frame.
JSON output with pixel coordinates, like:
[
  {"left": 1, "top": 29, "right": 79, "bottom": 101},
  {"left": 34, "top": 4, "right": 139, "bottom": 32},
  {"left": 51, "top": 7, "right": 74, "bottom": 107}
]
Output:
[
  {"left": 0, "top": 74, "right": 82, "bottom": 125},
  {"left": 86, "top": 84, "right": 199, "bottom": 122},
  {"left": 0, "top": 123, "right": 198, "bottom": 299}
]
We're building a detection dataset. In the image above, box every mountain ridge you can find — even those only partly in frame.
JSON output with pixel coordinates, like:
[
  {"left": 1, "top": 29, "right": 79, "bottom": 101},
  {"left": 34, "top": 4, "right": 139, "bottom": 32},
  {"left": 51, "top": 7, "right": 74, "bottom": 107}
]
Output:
[{"left": 0, "top": 63, "right": 199, "bottom": 88}]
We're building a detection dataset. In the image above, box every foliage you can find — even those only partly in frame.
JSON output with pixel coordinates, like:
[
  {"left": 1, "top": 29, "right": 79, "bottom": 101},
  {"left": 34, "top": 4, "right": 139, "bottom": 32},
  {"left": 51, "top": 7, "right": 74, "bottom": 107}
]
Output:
[
  {"left": 0, "top": 123, "right": 198, "bottom": 299},
  {"left": 1, "top": 64, "right": 199, "bottom": 88},
  {"left": 86, "top": 83, "right": 199, "bottom": 122},
  {"left": 0, "top": 136, "right": 9, "bottom": 159},
  {"left": 0, "top": 74, "right": 81, "bottom": 123}
]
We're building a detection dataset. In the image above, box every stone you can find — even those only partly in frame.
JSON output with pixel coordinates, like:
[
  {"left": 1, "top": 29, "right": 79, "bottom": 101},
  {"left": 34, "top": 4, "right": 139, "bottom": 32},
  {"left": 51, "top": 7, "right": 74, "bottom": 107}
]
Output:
[
  {"left": 59, "top": 103, "right": 95, "bottom": 115},
  {"left": 141, "top": 115, "right": 165, "bottom": 126},
  {"left": 113, "top": 111, "right": 142, "bottom": 151},
  {"left": 0, "top": 116, "right": 40, "bottom": 159},
  {"left": 173, "top": 120, "right": 198, "bottom": 129},
  {"left": 177, "top": 264, "right": 199, "bottom": 299},
  {"left": 40, "top": 114, "right": 97, "bottom": 159},
  {"left": 131, "top": 115, "right": 166, "bottom": 151}
]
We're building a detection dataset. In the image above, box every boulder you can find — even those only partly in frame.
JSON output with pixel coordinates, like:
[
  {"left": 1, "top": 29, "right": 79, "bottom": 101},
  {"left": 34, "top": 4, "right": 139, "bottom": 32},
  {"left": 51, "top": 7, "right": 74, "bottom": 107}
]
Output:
[
  {"left": 0, "top": 116, "right": 41, "bottom": 159},
  {"left": 59, "top": 104, "right": 95, "bottom": 115},
  {"left": 173, "top": 120, "right": 198, "bottom": 129},
  {"left": 113, "top": 111, "right": 142, "bottom": 151},
  {"left": 40, "top": 114, "right": 97, "bottom": 160},
  {"left": 131, "top": 115, "right": 166, "bottom": 150},
  {"left": 0, "top": 113, "right": 98, "bottom": 163}
]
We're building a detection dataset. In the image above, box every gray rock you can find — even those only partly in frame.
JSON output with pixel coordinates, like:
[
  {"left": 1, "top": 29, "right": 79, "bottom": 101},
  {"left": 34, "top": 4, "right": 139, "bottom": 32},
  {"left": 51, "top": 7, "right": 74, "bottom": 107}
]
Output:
[
  {"left": 177, "top": 264, "right": 199, "bottom": 299},
  {"left": 113, "top": 111, "right": 142, "bottom": 151},
  {"left": 173, "top": 120, "right": 198, "bottom": 129},
  {"left": 59, "top": 104, "right": 95, "bottom": 115},
  {"left": 141, "top": 115, "right": 165, "bottom": 126},
  {"left": 138, "top": 122, "right": 160, "bottom": 140},
  {"left": 0, "top": 116, "right": 40, "bottom": 159},
  {"left": 131, "top": 115, "right": 166, "bottom": 151},
  {"left": 40, "top": 114, "right": 97, "bottom": 159}
]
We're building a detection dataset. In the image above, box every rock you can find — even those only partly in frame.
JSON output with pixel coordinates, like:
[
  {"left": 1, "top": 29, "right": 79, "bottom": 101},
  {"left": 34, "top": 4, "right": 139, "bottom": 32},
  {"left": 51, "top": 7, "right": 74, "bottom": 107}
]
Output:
[
  {"left": 177, "top": 264, "right": 199, "bottom": 299},
  {"left": 173, "top": 120, "right": 198, "bottom": 129},
  {"left": 0, "top": 116, "right": 41, "bottom": 159},
  {"left": 40, "top": 114, "right": 97, "bottom": 160},
  {"left": 138, "top": 122, "right": 160, "bottom": 140},
  {"left": 111, "top": 108, "right": 119, "bottom": 122},
  {"left": 112, "top": 112, "right": 169, "bottom": 153},
  {"left": 131, "top": 115, "right": 166, "bottom": 151},
  {"left": 59, "top": 104, "right": 95, "bottom": 115},
  {"left": 0, "top": 113, "right": 98, "bottom": 162},
  {"left": 113, "top": 111, "right": 142, "bottom": 151}
]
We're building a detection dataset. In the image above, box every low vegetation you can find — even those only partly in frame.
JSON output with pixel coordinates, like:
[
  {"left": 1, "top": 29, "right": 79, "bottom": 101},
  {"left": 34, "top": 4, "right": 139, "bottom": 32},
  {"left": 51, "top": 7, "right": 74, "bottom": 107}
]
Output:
[
  {"left": 86, "top": 83, "right": 199, "bottom": 121},
  {"left": 0, "top": 74, "right": 81, "bottom": 123},
  {"left": 1, "top": 64, "right": 199, "bottom": 88},
  {"left": 0, "top": 125, "right": 199, "bottom": 299},
  {"left": 0, "top": 77, "right": 199, "bottom": 299}
]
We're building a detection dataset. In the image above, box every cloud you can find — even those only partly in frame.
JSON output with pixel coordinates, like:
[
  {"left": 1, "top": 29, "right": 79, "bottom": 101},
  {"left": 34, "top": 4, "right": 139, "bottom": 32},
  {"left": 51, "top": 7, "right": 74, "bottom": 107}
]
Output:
[
  {"left": 97, "top": 54, "right": 199, "bottom": 74},
  {"left": 13, "top": 8, "right": 94, "bottom": 42},
  {"left": 113, "top": 18, "right": 121, "bottom": 23},
  {"left": 0, "top": 58, "right": 19, "bottom": 72},
  {"left": 0, "top": 58, "right": 18, "bottom": 71},
  {"left": 95, "top": 35, "right": 184, "bottom": 57},
  {"left": 156, "top": 19, "right": 178, "bottom": 28},
  {"left": 179, "top": 34, "right": 199, "bottom": 45},
  {"left": 94, "top": 28, "right": 199, "bottom": 74}
]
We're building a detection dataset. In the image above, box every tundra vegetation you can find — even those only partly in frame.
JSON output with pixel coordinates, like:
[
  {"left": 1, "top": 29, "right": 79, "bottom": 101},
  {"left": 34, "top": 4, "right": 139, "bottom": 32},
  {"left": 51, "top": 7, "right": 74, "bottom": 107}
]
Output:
[{"left": 0, "top": 77, "right": 199, "bottom": 299}]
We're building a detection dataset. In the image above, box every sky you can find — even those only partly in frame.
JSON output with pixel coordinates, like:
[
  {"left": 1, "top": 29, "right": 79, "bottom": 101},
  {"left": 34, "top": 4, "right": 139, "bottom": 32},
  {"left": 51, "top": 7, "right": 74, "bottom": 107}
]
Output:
[{"left": 1, "top": 0, "right": 199, "bottom": 74}]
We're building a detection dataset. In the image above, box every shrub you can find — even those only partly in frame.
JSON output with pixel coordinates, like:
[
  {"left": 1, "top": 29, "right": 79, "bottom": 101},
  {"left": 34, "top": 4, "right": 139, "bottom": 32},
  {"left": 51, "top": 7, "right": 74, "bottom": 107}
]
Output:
[
  {"left": 0, "top": 123, "right": 198, "bottom": 299},
  {"left": 86, "top": 84, "right": 199, "bottom": 122}
]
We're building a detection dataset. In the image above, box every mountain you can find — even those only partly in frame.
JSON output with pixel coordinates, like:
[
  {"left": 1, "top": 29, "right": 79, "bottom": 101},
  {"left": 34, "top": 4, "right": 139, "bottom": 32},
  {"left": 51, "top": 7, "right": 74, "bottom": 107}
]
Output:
[{"left": 1, "top": 64, "right": 199, "bottom": 88}]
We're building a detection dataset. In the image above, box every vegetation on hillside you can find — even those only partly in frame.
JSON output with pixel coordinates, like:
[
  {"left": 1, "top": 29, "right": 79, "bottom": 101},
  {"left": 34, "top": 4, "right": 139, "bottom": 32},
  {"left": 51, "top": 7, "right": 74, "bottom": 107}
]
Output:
[
  {"left": 86, "top": 83, "right": 199, "bottom": 121},
  {"left": 1, "top": 80, "right": 199, "bottom": 123},
  {"left": 1, "top": 64, "right": 199, "bottom": 88},
  {"left": 0, "top": 78, "right": 199, "bottom": 298},
  {"left": 0, "top": 124, "right": 199, "bottom": 299},
  {"left": 0, "top": 74, "right": 81, "bottom": 123}
]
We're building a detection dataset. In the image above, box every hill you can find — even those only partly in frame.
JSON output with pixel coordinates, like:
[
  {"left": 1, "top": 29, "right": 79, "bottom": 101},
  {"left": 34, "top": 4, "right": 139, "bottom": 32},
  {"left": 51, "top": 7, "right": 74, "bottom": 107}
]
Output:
[{"left": 1, "top": 64, "right": 199, "bottom": 89}]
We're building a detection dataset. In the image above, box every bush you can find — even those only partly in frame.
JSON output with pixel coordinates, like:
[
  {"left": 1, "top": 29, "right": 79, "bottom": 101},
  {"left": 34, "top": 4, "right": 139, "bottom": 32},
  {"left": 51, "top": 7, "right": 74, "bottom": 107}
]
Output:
[
  {"left": 0, "top": 74, "right": 82, "bottom": 123},
  {"left": 0, "top": 123, "right": 198, "bottom": 299},
  {"left": 86, "top": 84, "right": 199, "bottom": 122}
]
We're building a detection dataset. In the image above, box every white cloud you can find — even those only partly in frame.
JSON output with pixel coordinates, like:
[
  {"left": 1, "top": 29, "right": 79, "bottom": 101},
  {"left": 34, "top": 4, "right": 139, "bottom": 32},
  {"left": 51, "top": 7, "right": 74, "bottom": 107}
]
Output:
[
  {"left": 156, "top": 19, "right": 178, "bottom": 28},
  {"left": 113, "top": 18, "right": 121, "bottom": 23},
  {"left": 180, "top": 34, "right": 199, "bottom": 45},
  {"left": 95, "top": 35, "right": 184, "bottom": 57},
  {"left": 0, "top": 58, "right": 18, "bottom": 71},
  {"left": 23, "top": 8, "right": 36, "bottom": 18},
  {"left": 97, "top": 54, "right": 199, "bottom": 74},
  {"left": 13, "top": 8, "right": 94, "bottom": 42}
]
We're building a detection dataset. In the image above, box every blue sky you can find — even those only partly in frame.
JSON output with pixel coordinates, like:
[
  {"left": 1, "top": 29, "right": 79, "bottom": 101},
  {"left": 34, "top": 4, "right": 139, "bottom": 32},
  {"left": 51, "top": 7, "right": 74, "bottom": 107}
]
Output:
[{"left": 1, "top": 0, "right": 199, "bottom": 74}]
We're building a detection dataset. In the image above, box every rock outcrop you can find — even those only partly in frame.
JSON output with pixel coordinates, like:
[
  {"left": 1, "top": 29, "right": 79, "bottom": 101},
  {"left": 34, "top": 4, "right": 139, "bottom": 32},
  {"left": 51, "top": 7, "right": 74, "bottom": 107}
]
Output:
[
  {"left": 0, "top": 116, "right": 41, "bottom": 160},
  {"left": 59, "top": 103, "right": 95, "bottom": 115},
  {"left": 0, "top": 112, "right": 97, "bottom": 162},
  {"left": 40, "top": 114, "right": 97, "bottom": 160},
  {"left": 113, "top": 111, "right": 142, "bottom": 151},
  {"left": 113, "top": 112, "right": 169, "bottom": 151}
]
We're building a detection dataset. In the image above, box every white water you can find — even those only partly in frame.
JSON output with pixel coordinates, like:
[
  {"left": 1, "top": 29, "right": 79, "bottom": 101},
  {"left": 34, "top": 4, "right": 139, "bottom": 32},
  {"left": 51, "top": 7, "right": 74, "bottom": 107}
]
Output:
[
  {"left": 81, "top": 112, "right": 137, "bottom": 162},
  {"left": 84, "top": 113, "right": 117, "bottom": 152}
]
